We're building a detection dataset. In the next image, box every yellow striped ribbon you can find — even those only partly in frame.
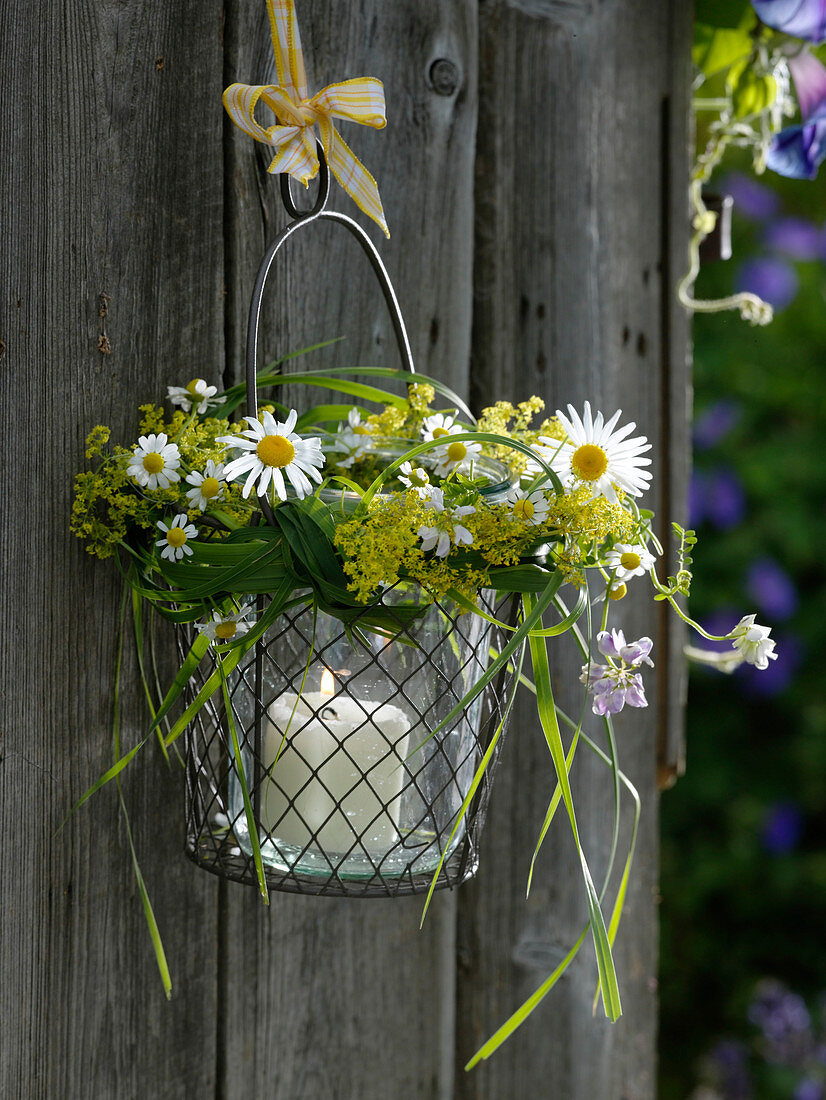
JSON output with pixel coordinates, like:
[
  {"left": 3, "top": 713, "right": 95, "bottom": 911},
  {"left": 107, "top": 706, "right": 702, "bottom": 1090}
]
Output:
[{"left": 223, "top": 0, "right": 389, "bottom": 237}]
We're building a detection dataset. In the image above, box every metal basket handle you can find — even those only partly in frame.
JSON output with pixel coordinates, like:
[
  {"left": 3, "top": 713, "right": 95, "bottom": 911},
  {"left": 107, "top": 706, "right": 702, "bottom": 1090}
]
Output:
[{"left": 245, "top": 143, "right": 415, "bottom": 427}]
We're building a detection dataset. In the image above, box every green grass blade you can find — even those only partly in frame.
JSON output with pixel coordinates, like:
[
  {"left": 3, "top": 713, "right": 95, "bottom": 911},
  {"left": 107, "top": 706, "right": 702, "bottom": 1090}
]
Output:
[
  {"left": 219, "top": 658, "right": 269, "bottom": 904},
  {"left": 526, "top": 601, "right": 621, "bottom": 1021}
]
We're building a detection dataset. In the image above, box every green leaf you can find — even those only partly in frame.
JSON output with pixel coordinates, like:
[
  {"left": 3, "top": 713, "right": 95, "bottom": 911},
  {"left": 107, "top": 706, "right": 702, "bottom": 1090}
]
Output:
[
  {"left": 693, "top": 19, "right": 755, "bottom": 78},
  {"left": 696, "top": 0, "right": 752, "bottom": 29}
]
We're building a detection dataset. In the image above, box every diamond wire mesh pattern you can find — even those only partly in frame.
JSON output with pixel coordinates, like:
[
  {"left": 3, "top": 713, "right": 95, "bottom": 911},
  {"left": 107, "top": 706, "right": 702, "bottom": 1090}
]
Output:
[{"left": 181, "top": 586, "right": 518, "bottom": 898}]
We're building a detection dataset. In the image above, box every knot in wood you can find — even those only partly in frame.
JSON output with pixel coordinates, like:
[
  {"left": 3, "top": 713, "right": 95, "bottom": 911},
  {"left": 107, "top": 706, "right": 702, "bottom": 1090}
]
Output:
[{"left": 428, "top": 58, "right": 460, "bottom": 97}]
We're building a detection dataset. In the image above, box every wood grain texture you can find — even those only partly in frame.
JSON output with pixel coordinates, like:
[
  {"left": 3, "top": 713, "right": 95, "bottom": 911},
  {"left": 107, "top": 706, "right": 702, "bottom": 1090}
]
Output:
[
  {"left": 0, "top": 2, "right": 225, "bottom": 1096},
  {"left": 219, "top": 4, "right": 478, "bottom": 1098},
  {"left": 456, "top": 2, "right": 691, "bottom": 1097}
]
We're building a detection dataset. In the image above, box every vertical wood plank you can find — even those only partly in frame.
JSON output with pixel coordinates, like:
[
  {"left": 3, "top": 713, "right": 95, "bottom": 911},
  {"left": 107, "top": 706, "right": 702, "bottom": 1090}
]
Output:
[
  {"left": 0, "top": 2, "right": 225, "bottom": 1095},
  {"left": 219, "top": 4, "right": 478, "bottom": 1097},
  {"left": 457, "top": 2, "right": 691, "bottom": 1097}
]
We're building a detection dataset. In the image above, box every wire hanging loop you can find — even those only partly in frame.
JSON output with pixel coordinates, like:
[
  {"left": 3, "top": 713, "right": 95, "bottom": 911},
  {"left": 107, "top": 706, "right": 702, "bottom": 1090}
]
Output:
[
  {"left": 279, "top": 145, "right": 331, "bottom": 219},
  {"left": 244, "top": 141, "right": 415, "bottom": 524}
]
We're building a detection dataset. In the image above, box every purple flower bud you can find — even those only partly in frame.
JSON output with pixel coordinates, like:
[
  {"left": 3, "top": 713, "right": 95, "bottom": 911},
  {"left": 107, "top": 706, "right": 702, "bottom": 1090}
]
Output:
[
  {"left": 597, "top": 629, "right": 626, "bottom": 661},
  {"left": 751, "top": 0, "right": 826, "bottom": 43},
  {"left": 620, "top": 637, "right": 654, "bottom": 668},
  {"left": 736, "top": 256, "right": 800, "bottom": 308}
]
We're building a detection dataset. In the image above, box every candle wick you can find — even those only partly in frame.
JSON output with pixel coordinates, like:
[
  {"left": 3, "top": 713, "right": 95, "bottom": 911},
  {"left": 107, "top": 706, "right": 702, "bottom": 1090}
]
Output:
[{"left": 320, "top": 706, "right": 339, "bottom": 721}]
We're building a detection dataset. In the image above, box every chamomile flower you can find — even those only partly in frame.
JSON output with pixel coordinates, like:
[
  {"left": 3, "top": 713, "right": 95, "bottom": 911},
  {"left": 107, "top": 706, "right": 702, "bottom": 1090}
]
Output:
[
  {"left": 422, "top": 412, "right": 459, "bottom": 442},
  {"left": 417, "top": 488, "right": 476, "bottom": 557},
  {"left": 507, "top": 486, "right": 550, "bottom": 526},
  {"left": 127, "top": 433, "right": 181, "bottom": 490},
  {"left": 604, "top": 542, "right": 657, "bottom": 581},
  {"left": 432, "top": 435, "right": 483, "bottom": 478},
  {"left": 332, "top": 409, "right": 374, "bottom": 468},
  {"left": 398, "top": 461, "right": 432, "bottom": 497},
  {"left": 729, "top": 614, "right": 778, "bottom": 670},
  {"left": 156, "top": 515, "right": 198, "bottom": 561},
  {"left": 530, "top": 401, "right": 652, "bottom": 503},
  {"left": 217, "top": 410, "right": 324, "bottom": 501},
  {"left": 198, "top": 607, "right": 253, "bottom": 644},
  {"left": 167, "top": 378, "right": 222, "bottom": 414},
  {"left": 185, "top": 460, "right": 226, "bottom": 511}
]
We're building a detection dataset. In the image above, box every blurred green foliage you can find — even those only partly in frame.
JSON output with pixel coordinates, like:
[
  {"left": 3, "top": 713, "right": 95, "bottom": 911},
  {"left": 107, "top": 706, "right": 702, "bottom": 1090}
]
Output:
[{"left": 659, "top": 157, "right": 826, "bottom": 1098}]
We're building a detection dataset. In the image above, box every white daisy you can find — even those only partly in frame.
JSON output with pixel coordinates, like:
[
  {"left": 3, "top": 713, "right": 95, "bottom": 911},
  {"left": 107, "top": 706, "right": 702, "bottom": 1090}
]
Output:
[
  {"left": 507, "top": 486, "right": 550, "bottom": 526},
  {"left": 185, "top": 460, "right": 226, "bottom": 511},
  {"left": 198, "top": 607, "right": 254, "bottom": 644},
  {"left": 398, "top": 461, "right": 432, "bottom": 497},
  {"left": 167, "top": 378, "right": 222, "bottom": 415},
  {"left": 127, "top": 433, "right": 181, "bottom": 490},
  {"left": 604, "top": 542, "right": 657, "bottom": 581},
  {"left": 217, "top": 410, "right": 324, "bottom": 501},
  {"left": 422, "top": 412, "right": 459, "bottom": 442},
  {"left": 432, "top": 436, "right": 483, "bottom": 478},
  {"left": 531, "top": 402, "right": 652, "bottom": 503},
  {"left": 417, "top": 489, "right": 476, "bottom": 557},
  {"left": 331, "top": 409, "right": 374, "bottom": 469},
  {"left": 156, "top": 515, "right": 198, "bottom": 561}
]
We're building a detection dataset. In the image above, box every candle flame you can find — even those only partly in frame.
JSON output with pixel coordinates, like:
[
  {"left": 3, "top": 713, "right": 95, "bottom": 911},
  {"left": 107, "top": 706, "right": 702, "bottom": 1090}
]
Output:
[{"left": 320, "top": 668, "right": 335, "bottom": 697}]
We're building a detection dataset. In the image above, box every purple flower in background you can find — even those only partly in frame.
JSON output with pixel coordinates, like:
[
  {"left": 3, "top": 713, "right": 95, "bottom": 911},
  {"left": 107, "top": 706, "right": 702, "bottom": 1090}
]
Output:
[
  {"left": 706, "top": 467, "right": 747, "bottom": 529},
  {"left": 721, "top": 171, "right": 781, "bottom": 220},
  {"left": 689, "top": 471, "right": 708, "bottom": 528},
  {"left": 761, "top": 801, "right": 804, "bottom": 854},
  {"left": 767, "top": 52, "right": 826, "bottom": 179},
  {"left": 736, "top": 257, "right": 799, "bottom": 309},
  {"left": 749, "top": 980, "right": 814, "bottom": 1065},
  {"left": 694, "top": 400, "right": 742, "bottom": 450},
  {"left": 708, "top": 1039, "right": 755, "bottom": 1100},
  {"left": 738, "top": 632, "right": 802, "bottom": 696},
  {"left": 746, "top": 557, "right": 799, "bottom": 619},
  {"left": 764, "top": 216, "right": 826, "bottom": 258},
  {"left": 701, "top": 610, "right": 744, "bottom": 654},
  {"left": 751, "top": 0, "right": 826, "bottom": 42},
  {"left": 795, "top": 1079, "right": 825, "bottom": 1100}
]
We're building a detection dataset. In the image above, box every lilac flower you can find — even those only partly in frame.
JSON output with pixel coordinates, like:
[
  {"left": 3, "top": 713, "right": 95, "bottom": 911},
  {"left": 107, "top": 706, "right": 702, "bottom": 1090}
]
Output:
[
  {"left": 736, "top": 257, "right": 799, "bottom": 309},
  {"left": 767, "top": 52, "right": 826, "bottom": 179},
  {"left": 751, "top": 0, "right": 826, "bottom": 43},
  {"left": 763, "top": 216, "right": 826, "bottom": 259},
  {"left": 746, "top": 557, "right": 798, "bottom": 619},
  {"left": 761, "top": 801, "right": 804, "bottom": 854},
  {"left": 693, "top": 400, "right": 742, "bottom": 450},
  {"left": 720, "top": 172, "right": 781, "bottom": 220},
  {"left": 580, "top": 630, "right": 653, "bottom": 716}
]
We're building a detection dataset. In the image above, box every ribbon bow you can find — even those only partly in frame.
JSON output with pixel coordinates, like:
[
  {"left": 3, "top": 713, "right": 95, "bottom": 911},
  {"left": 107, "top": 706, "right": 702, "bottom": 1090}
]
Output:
[{"left": 223, "top": 0, "right": 389, "bottom": 237}]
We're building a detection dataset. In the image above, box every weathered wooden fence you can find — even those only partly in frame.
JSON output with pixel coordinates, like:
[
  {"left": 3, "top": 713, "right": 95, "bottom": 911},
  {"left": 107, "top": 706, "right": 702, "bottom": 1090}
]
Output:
[{"left": 0, "top": 2, "right": 690, "bottom": 1096}]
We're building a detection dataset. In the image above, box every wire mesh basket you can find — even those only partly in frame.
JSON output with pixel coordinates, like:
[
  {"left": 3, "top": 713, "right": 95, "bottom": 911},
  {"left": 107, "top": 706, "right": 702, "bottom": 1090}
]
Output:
[
  {"left": 182, "top": 587, "right": 517, "bottom": 896},
  {"left": 182, "top": 146, "right": 520, "bottom": 897}
]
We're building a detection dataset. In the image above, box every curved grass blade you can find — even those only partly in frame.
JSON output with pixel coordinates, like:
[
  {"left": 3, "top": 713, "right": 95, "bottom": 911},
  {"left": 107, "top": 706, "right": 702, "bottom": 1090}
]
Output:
[
  {"left": 526, "top": 599, "right": 621, "bottom": 1021},
  {"left": 132, "top": 588, "right": 169, "bottom": 764},
  {"left": 219, "top": 657, "right": 269, "bottom": 904}
]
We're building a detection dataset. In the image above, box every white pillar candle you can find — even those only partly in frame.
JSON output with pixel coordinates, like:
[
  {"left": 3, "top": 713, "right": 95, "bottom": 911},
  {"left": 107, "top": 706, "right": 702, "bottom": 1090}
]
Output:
[{"left": 260, "top": 680, "right": 411, "bottom": 856}]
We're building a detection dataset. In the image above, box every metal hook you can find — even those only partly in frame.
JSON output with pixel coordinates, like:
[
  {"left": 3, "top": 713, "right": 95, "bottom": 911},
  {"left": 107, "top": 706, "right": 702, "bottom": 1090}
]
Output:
[{"left": 279, "top": 146, "right": 331, "bottom": 219}]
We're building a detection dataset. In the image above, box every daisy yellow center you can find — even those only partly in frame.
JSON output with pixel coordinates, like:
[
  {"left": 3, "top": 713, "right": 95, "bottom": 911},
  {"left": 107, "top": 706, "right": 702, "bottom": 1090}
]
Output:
[
  {"left": 215, "top": 621, "right": 237, "bottom": 640},
  {"left": 256, "top": 434, "right": 295, "bottom": 468},
  {"left": 353, "top": 425, "right": 370, "bottom": 435},
  {"left": 432, "top": 427, "right": 450, "bottom": 438},
  {"left": 166, "top": 527, "right": 187, "bottom": 548},
  {"left": 142, "top": 452, "right": 165, "bottom": 474},
  {"left": 609, "top": 583, "right": 627, "bottom": 601},
  {"left": 446, "top": 441, "right": 467, "bottom": 463},
  {"left": 186, "top": 379, "right": 202, "bottom": 398},
  {"left": 620, "top": 551, "right": 641, "bottom": 570},
  {"left": 201, "top": 477, "right": 220, "bottom": 500},
  {"left": 513, "top": 498, "right": 535, "bottom": 520},
  {"left": 571, "top": 443, "right": 608, "bottom": 481}
]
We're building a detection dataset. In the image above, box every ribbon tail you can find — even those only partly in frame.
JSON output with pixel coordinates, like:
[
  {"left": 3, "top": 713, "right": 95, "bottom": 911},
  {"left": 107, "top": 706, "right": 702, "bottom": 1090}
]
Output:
[
  {"left": 319, "top": 119, "right": 390, "bottom": 238},
  {"left": 310, "top": 78, "right": 387, "bottom": 129},
  {"left": 265, "top": 0, "right": 309, "bottom": 100}
]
